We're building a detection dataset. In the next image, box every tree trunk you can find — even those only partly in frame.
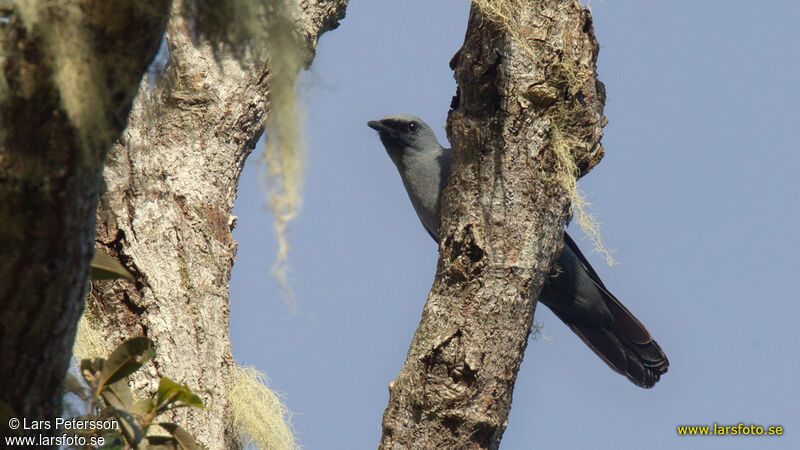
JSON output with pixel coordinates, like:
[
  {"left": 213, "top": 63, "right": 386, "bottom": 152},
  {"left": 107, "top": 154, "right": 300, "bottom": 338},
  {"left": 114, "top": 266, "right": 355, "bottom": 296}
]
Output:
[
  {"left": 88, "top": 1, "right": 347, "bottom": 448},
  {"left": 379, "top": 1, "right": 606, "bottom": 448},
  {"left": 0, "top": 0, "right": 169, "bottom": 432}
]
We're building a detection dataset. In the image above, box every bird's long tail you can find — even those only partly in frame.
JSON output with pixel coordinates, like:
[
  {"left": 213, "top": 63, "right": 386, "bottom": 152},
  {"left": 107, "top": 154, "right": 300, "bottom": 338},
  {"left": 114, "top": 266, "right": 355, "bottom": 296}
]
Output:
[
  {"left": 552, "top": 293, "right": 669, "bottom": 388},
  {"left": 545, "top": 233, "right": 669, "bottom": 388}
]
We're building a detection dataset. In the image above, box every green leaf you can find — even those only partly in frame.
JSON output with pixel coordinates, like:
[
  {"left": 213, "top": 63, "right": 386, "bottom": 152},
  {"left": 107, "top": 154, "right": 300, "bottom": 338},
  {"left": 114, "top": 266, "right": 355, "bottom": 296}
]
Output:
[
  {"left": 145, "top": 435, "right": 179, "bottom": 449},
  {"left": 80, "top": 358, "right": 103, "bottom": 388},
  {"left": 101, "top": 378, "right": 136, "bottom": 411},
  {"left": 96, "top": 337, "right": 154, "bottom": 393},
  {"left": 113, "top": 408, "right": 143, "bottom": 447},
  {"left": 156, "top": 377, "right": 204, "bottom": 410},
  {"left": 64, "top": 373, "right": 88, "bottom": 401},
  {"left": 157, "top": 423, "right": 202, "bottom": 450},
  {"left": 90, "top": 252, "right": 134, "bottom": 281},
  {"left": 132, "top": 398, "right": 156, "bottom": 416},
  {"left": 96, "top": 429, "right": 124, "bottom": 449},
  {"left": 97, "top": 432, "right": 125, "bottom": 450}
]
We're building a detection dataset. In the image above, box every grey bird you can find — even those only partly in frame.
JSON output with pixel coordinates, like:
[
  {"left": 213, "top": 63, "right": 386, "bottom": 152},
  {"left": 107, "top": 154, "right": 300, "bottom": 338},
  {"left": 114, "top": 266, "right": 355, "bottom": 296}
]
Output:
[{"left": 368, "top": 113, "right": 669, "bottom": 388}]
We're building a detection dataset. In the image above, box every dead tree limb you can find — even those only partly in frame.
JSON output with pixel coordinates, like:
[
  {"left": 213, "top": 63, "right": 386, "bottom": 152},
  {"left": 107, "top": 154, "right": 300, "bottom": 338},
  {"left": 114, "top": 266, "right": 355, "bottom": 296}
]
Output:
[{"left": 379, "top": 1, "right": 606, "bottom": 448}]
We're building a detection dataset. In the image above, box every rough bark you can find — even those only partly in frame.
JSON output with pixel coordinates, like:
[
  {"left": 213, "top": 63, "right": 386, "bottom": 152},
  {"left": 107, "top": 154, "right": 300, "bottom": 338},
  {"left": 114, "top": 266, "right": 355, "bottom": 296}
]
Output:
[
  {"left": 88, "top": 0, "right": 347, "bottom": 448},
  {"left": 379, "top": 1, "right": 606, "bottom": 448},
  {"left": 0, "top": 0, "right": 169, "bottom": 431}
]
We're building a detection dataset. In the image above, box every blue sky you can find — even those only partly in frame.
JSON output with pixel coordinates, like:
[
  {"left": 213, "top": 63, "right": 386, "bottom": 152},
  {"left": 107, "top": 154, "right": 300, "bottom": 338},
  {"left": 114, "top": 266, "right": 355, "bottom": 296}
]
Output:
[{"left": 229, "top": 1, "right": 800, "bottom": 448}]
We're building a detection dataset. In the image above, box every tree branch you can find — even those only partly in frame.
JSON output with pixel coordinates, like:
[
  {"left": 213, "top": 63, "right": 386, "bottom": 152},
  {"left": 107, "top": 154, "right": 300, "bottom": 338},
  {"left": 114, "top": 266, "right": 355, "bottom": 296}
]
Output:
[
  {"left": 379, "top": 1, "right": 605, "bottom": 448},
  {"left": 89, "top": 0, "right": 347, "bottom": 447}
]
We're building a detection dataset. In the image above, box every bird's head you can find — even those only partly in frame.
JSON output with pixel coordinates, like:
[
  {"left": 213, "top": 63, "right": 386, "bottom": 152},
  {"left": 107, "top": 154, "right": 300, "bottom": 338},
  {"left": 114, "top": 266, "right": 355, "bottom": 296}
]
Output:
[{"left": 367, "top": 114, "right": 441, "bottom": 159}]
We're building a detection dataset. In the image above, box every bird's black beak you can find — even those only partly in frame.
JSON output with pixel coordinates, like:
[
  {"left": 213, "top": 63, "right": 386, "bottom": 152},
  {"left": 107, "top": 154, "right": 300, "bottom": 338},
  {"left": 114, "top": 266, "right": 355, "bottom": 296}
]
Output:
[{"left": 367, "top": 120, "right": 392, "bottom": 133}]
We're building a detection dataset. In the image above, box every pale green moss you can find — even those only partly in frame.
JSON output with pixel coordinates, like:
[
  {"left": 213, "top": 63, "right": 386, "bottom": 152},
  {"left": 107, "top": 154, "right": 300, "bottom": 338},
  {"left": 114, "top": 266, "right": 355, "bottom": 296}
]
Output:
[
  {"left": 16, "top": 1, "right": 113, "bottom": 168},
  {"left": 257, "top": 0, "right": 308, "bottom": 312},
  {"left": 72, "top": 291, "right": 114, "bottom": 361},
  {"left": 228, "top": 365, "right": 297, "bottom": 450}
]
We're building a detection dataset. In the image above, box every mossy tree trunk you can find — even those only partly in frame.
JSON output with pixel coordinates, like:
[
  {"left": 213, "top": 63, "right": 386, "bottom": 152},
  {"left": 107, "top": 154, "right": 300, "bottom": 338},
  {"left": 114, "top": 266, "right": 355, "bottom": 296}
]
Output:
[
  {"left": 88, "top": 1, "right": 347, "bottom": 448},
  {"left": 0, "top": 0, "right": 170, "bottom": 435},
  {"left": 379, "top": 1, "right": 606, "bottom": 448}
]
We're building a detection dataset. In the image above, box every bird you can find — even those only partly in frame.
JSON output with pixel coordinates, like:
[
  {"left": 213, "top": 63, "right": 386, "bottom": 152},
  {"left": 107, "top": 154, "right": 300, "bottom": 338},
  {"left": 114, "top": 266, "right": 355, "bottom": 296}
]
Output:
[{"left": 367, "top": 113, "right": 668, "bottom": 388}]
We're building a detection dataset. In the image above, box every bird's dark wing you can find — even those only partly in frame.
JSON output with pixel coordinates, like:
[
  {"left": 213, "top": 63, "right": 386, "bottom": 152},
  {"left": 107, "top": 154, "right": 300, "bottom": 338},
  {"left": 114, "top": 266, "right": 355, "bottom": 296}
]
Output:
[{"left": 426, "top": 224, "right": 440, "bottom": 244}]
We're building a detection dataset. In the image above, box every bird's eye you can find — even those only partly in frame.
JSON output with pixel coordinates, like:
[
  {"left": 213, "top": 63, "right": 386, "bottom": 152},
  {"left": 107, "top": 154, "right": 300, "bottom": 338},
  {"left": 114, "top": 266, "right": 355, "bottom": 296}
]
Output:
[{"left": 407, "top": 122, "right": 418, "bottom": 133}]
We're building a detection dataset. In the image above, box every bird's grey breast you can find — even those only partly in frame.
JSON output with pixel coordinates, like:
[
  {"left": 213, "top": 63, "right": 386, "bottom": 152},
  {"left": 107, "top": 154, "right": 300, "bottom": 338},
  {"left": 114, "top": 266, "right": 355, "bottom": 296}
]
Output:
[{"left": 398, "top": 148, "right": 451, "bottom": 240}]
